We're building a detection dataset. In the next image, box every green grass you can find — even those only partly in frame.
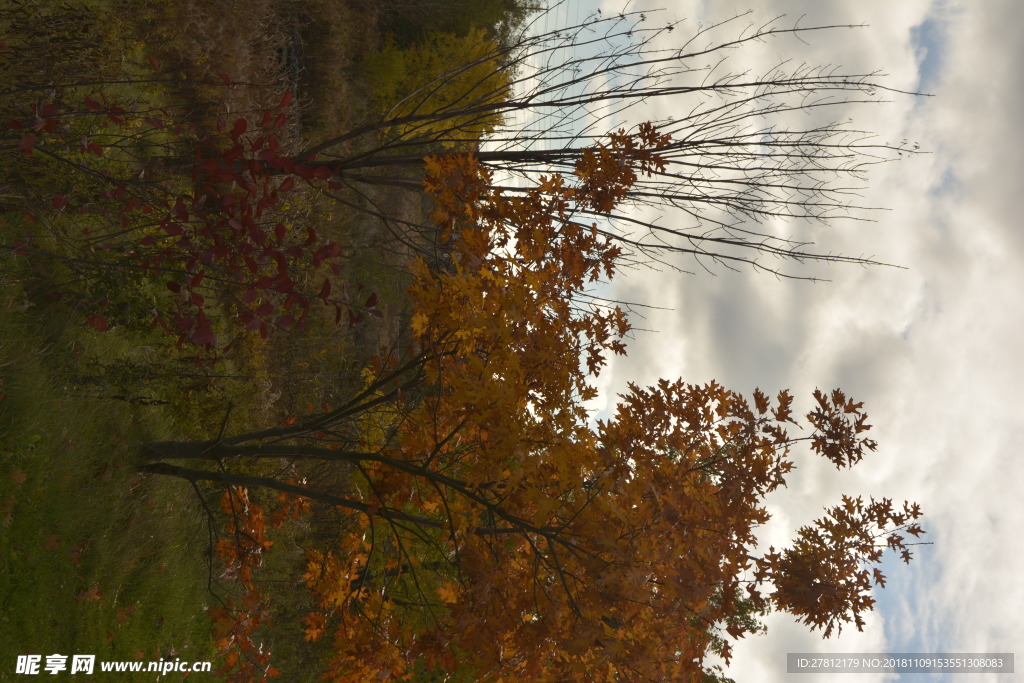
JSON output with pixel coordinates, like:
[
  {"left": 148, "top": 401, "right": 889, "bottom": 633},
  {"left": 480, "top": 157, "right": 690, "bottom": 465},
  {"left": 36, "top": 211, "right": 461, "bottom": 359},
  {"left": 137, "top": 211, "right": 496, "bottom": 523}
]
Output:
[{"left": 0, "top": 277, "right": 215, "bottom": 668}]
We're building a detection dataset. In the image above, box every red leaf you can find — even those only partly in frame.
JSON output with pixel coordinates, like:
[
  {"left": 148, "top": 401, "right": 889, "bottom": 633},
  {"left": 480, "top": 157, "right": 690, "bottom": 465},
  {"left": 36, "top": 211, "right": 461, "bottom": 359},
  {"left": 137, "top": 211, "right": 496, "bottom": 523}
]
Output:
[
  {"left": 230, "top": 118, "right": 247, "bottom": 140},
  {"left": 146, "top": 55, "right": 160, "bottom": 71},
  {"left": 317, "top": 279, "right": 331, "bottom": 300},
  {"left": 190, "top": 324, "right": 215, "bottom": 346},
  {"left": 278, "top": 177, "right": 294, "bottom": 193},
  {"left": 173, "top": 198, "right": 189, "bottom": 221},
  {"left": 87, "top": 314, "right": 108, "bottom": 331},
  {"left": 272, "top": 113, "right": 286, "bottom": 129},
  {"left": 256, "top": 302, "right": 274, "bottom": 317},
  {"left": 273, "top": 155, "right": 294, "bottom": 173},
  {"left": 166, "top": 281, "right": 181, "bottom": 293},
  {"left": 273, "top": 274, "right": 294, "bottom": 293},
  {"left": 365, "top": 292, "right": 377, "bottom": 308},
  {"left": 83, "top": 96, "right": 102, "bottom": 111},
  {"left": 277, "top": 91, "right": 292, "bottom": 109},
  {"left": 223, "top": 144, "right": 243, "bottom": 163},
  {"left": 52, "top": 194, "right": 68, "bottom": 210},
  {"left": 239, "top": 311, "right": 260, "bottom": 331},
  {"left": 241, "top": 289, "right": 258, "bottom": 304},
  {"left": 18, "top": 133, "right": 37, "bottom": 155}
]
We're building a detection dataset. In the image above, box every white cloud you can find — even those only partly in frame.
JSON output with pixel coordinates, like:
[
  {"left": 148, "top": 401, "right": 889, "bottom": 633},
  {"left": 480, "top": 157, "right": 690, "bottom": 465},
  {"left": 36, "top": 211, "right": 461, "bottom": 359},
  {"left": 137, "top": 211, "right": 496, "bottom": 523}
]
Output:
[{"left": 589, "top": 1, "right": 1024, "bottom": 680}]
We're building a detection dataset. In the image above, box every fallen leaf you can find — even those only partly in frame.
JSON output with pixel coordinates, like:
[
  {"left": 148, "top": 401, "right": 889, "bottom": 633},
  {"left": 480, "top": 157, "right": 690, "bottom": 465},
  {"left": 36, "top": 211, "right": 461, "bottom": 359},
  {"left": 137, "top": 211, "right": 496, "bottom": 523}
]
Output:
[
  {"left": 2, "top": 497, "right": 16, "bottom": 527},
  {"left": 70, "top": 540, "right": 91, "bottom": 564},
  {"left": 77, "top": 585, "right": 102, "bottom": 602}
]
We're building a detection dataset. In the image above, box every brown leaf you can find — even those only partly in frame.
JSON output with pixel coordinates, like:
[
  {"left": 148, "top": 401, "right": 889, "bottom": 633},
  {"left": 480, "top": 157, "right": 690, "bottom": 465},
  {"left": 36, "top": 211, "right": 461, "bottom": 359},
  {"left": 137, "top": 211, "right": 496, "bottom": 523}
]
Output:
[
  {"left": 70, "top": 540, "right": 91, "bottom": 564},
  {"left": 3, "top": 497, "right": 16, "bottom": 527},
  {"left": 76, "top": 586, "right": 102, "bottom": 602}
]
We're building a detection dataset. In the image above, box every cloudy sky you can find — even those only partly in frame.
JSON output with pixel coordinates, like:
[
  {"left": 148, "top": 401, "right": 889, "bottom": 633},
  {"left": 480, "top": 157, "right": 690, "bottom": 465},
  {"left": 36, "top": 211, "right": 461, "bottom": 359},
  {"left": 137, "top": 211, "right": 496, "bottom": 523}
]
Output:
[{"left": 528, "top": 0, "right": 1023, "bottom": 680}]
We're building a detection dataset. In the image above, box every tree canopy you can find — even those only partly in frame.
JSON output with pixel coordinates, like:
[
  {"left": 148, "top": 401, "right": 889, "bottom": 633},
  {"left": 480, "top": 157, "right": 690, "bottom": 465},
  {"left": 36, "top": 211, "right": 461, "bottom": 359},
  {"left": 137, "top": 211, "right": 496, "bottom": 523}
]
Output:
[{"left": 140, "top": 128, "right": 925, "bottom": 680}]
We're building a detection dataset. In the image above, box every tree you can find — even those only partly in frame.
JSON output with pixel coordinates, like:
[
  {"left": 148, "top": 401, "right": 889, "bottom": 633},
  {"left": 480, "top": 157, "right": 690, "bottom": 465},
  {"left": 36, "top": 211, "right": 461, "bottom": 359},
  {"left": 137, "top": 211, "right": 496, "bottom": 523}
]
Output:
[
  {"left": 363, "top": 28, "right": 513, "bottom": 147},
  {"left": 139, "top": 133, "right": 926, "bottom": 680},
  {"left": 1, "top": 82, "right": 376, "bottom": 347},
  {"left": 299, "top": 7, "right": 923, "bottom": 278},
  {"left": 4, "top": 6, "right": 927, "bottom": 677},
  {"left": 3, "top": 8, "right": 923, "bottom": 350}
]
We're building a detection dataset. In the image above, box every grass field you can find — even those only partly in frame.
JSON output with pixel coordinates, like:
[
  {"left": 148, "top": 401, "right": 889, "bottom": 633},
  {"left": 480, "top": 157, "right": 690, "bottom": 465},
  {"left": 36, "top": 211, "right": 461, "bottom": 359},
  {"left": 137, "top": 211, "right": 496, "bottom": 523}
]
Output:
[
  {"left": 0, "top": 270, "right": 216, "bottom": 665},
  {"left": 0, "top": 0, "right": 392, "bottom": 674}
]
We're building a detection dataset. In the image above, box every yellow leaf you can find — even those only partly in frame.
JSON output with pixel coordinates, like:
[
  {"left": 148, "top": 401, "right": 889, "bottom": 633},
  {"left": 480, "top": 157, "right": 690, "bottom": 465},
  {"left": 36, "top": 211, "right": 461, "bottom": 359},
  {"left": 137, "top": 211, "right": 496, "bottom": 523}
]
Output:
[{"left": 410, "top": 312, "right": 429, "bottom": 337}]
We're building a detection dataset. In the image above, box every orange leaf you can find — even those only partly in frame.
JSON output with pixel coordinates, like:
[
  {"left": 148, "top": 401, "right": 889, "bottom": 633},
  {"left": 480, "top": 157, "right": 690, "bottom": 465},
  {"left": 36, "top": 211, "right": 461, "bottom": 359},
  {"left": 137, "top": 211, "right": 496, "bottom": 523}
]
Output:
[{"left": 437, "top": 582, "right": 460, "bottom": 605}]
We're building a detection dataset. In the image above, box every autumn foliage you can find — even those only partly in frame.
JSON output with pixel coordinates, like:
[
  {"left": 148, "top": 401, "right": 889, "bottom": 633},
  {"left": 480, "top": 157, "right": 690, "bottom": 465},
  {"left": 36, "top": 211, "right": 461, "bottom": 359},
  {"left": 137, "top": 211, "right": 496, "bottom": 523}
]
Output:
[
  {"left": 208, "top": 484, "right": 311, "bottom": 681},
  {"left": 143, "top": 123, "right": 927, "bottom": 681},
  {"left": 3, "top": 80, "right": 381, "bottom": 349}
]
